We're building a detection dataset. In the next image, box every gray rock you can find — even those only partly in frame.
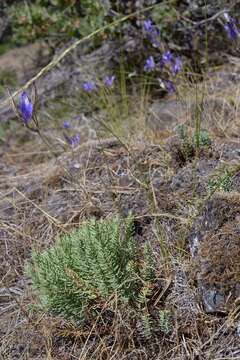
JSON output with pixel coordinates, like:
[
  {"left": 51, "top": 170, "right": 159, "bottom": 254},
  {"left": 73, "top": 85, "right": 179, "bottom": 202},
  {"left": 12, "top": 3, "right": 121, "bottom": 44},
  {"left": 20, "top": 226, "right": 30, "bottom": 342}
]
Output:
[{"left": 199, "top": 285, "right": 226, "bottom": 314}]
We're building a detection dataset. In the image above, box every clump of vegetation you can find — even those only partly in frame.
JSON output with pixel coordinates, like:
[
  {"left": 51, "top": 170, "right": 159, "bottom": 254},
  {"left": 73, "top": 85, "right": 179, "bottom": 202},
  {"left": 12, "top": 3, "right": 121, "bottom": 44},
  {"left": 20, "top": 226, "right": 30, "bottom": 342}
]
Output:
[
  {"left": 26, "top": 216, "right": 159, "bottom": 321},
  {"left": 8, "top": 0, "right": 110, "bottom": 45},
  {"left": 208, "top": 169, "right": 234, "bottom": 194},
  {"left": 176, "top": 124, "right": 212, "bottom": 162}
]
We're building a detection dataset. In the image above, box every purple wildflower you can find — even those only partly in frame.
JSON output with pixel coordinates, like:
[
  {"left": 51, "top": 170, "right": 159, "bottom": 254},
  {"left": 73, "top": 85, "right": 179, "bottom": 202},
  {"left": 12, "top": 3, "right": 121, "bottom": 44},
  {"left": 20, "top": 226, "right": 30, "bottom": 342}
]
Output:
[
  {"left": 224, "top": 17, "right": 239, "bottom": 40},
  {"left": 163, "top": 80, "right": 175, "bottom": 93},
  {"left": 64, "top": 133, "right": 80, "bottom": 147},
  {"left": 171, "top": 57, "right": 182, "bottom": 76},
  {"left": 143, "top": 19, "right": 161, "bottom": 47},
  {"left": 104, "top": 75, "right": 115, "bottom": 87},
  {"left": 83, "top": 81, "right": 96, "bottom": 92},
  {"left": 70, "top": 134, "right": 80, "bottom": 147},
  {"left": 63, "top": 120, "right": 71, "bottom": 129},
  {"left": 19, "top": 91, "right": 33, "bottom": 124},
  {"left": 144, "top": 19, "right": 154, "bottom": 32},
  {"left": 162, "top": 51, "right": 174, "bottom": 65},
  {"left": 162, "top": 51, "right": 182, "bottom": 76},
  {"left": 144, "top": 56, "right": 155, "bottom": 72}
]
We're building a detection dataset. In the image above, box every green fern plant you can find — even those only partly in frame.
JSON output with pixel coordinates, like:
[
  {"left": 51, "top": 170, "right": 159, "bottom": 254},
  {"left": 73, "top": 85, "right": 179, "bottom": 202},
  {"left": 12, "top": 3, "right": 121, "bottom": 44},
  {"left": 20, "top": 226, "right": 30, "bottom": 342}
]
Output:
[
  {"left": 26, "top": 216, "right": 143, "bottom": 320},
  {"left": 158, "top": 310, "right": 172, "bottom": 334}
]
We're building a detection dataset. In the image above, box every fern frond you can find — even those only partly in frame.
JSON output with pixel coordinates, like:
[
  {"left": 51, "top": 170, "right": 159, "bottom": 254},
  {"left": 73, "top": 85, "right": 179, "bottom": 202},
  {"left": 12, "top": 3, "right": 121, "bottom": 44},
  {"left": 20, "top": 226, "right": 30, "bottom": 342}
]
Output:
[{"left": 26, "top": 216, "right": 141, "bottom": 320}]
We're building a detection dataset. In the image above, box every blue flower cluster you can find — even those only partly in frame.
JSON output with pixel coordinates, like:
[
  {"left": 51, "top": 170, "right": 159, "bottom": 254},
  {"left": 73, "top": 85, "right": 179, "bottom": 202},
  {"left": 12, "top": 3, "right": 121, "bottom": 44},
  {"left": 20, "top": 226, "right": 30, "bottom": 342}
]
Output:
[
  {"left": 17, "top": 73, "right": 117, "bottom": 147},
  {"left": 82, "top": 75, "right": 116, "bottom": 93},
  {"left": 18, "top": 91, "right": 80, "bottom": 147},
  {"left": 161, "top": 51, "right": 182, "bottom": 76},
  {"left": 17, "top": 12, "right": 239, "bottom": 147},
  {"left": 144, "top": 51, "right": 182, "bottom": 92},
  {"left": 143, "top": 18, "right": 183, "bottom": 93},
  {"left": 142, "top": 18, "right": 183, "bottom": 93}
]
